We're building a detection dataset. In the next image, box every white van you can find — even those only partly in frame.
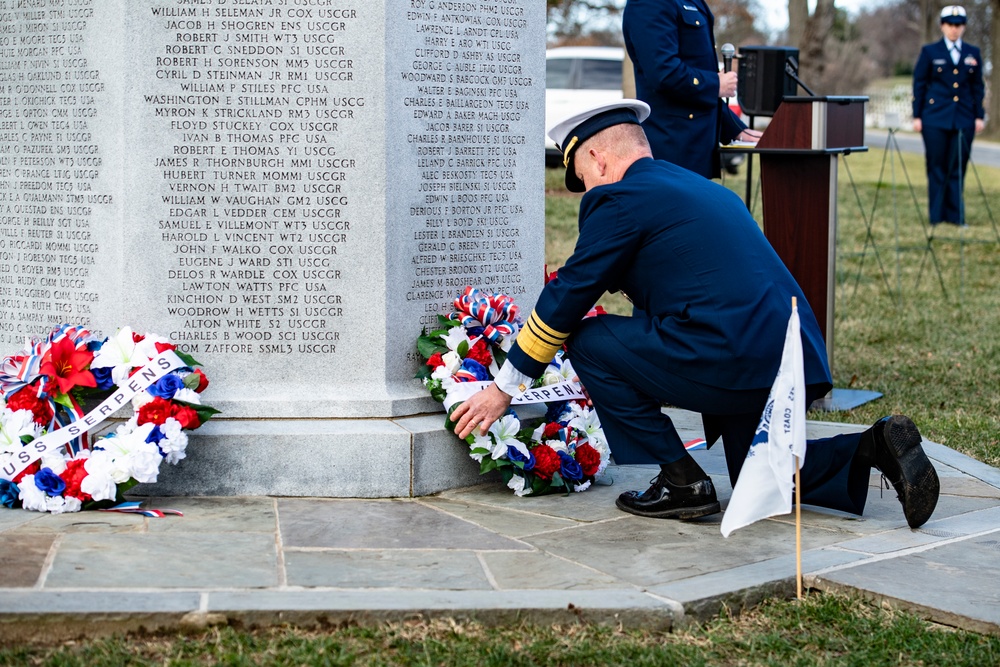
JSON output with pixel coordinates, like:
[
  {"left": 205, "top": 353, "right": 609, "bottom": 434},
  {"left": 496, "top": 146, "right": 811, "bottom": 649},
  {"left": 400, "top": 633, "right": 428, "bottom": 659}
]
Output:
[{"left": 545, "top": 47, "right": 625, "bottom": 166}]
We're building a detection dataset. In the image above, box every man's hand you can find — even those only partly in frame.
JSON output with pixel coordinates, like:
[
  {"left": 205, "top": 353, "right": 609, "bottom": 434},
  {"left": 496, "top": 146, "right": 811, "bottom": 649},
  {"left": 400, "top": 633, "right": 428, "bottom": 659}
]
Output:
[
  {"left": 736, "top": 129, "right": 763, "bottom": 143},
  {"left": 451, "top": 383, "right": 513, "bottom": 439},
  {"left": 718, "top": 71, "right": 737, "bottom": 99},
  {"left": 913, "top": 118, "right": 923, "bottom": 133},
  {"left": 976, "top": 119, "right": 985, "bottom": 134},
  {"left": 573, "top": 376, "right": 593, "bottom": 407}
]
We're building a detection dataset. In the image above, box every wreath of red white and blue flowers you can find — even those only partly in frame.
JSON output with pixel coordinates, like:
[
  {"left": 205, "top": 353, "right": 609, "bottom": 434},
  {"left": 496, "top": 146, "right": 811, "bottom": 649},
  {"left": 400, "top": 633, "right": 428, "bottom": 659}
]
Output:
[
  {"left": 0, "top": 324, "right": 218, "bottom": 514},
  {"left": 416, "top": 285, "right": 610, "bottom": 496}
]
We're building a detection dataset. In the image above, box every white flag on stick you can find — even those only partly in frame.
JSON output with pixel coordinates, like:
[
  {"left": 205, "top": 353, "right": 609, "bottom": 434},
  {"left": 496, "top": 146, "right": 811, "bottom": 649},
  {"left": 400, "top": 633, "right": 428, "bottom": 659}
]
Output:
[{"left": 721, "top": 302, "right": 806, "bottom": 537}]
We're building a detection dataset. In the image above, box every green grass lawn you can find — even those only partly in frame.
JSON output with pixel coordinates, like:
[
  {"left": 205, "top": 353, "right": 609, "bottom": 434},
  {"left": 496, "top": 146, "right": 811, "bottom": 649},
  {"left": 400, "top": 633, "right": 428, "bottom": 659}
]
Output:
[
  {"left": 4, "top": 148, "right": 998, "bottom": 663},
  {"left": 3, "top": 593, "right": 999, "bottom": 665}
]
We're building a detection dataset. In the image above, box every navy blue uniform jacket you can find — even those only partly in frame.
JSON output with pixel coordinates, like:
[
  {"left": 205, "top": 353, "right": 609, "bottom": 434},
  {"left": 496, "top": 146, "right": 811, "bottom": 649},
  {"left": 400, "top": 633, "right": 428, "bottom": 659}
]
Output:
[
  {"left": 912, "top": 39, "right": 985, "bottom": 130},
  {"left": 508, "top": 158, "right": 831, "bottom": 393},
  {"left": 623, "top": 0, "right": 746, "bottom": 179}
]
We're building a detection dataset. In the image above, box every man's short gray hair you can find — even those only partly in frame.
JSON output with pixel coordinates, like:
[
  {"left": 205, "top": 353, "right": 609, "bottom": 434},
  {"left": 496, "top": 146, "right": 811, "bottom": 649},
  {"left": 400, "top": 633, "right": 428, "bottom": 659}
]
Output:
[{"left": 589, "top": 122, "right": 651, "bottom": 158}]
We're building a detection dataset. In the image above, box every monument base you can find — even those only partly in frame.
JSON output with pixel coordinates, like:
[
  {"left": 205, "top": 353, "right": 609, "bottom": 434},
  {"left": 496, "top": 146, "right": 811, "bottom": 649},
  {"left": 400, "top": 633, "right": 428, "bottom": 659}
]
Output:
[{"left": 135, "top": 415, "right": 486, "bottom": 499}]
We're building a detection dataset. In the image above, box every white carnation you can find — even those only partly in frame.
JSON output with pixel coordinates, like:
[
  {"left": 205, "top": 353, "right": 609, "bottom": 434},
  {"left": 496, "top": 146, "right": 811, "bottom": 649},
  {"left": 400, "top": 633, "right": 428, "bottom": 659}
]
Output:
[
  {"left": 18, "top": 476, "right": 48, "bottom": 512},
  {"left": 81, "top": 452, "right": 119, "bottom": 501},
  {"left": 507, "top": 474, "right": 531, "bottom": 497},
  {"left": 46, "top": 495, "right": 82, "bottom": 514},
  {"left": 468, "top": 433, "right": 492, "bottom": 462},
  {"left": 157, "top": 418, "right": 188, "bottom": 465},
  {"left": 545, "top": 439, "right": 569, "bottom": 454},
  {"left": 131, "top": 391, "right": 155, "bottom": 410},
  {"left": 40, "top": 450, "right": 68, "bottom": 475},
  {"left": 172, "top": 388, "right": 201, "bottom": 405}
]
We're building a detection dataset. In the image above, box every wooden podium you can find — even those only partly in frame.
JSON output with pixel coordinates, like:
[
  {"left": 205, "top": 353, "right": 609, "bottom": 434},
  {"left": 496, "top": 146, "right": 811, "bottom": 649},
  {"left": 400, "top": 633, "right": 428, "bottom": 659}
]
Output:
[{"left": 751, "top": 96, "right": 867, "bottom": 365}]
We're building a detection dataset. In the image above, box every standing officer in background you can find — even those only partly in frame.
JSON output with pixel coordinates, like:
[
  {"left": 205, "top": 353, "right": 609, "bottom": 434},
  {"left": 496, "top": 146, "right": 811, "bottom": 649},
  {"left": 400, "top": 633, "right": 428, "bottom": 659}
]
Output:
[
  {"left": 912, "top": 5, "right": 985, "bottom": 226},
  {"left": 622, "top": 0, "right": 760, "bottom": 179},
  {"left": 451, "top": 101, "right": 940, "bottom": 530}
]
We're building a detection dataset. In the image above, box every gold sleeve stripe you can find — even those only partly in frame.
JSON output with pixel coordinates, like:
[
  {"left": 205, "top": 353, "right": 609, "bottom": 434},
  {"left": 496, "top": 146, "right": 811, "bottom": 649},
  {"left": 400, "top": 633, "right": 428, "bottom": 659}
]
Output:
[{"left": 517, "top": 311, "right": 570, "bottom": 363}]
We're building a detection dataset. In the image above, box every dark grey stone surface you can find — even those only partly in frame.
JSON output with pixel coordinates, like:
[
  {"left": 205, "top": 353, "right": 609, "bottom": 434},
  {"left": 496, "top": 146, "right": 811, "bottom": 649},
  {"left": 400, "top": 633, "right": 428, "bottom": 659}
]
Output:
[
  {"left": 1, "top": 412, "right": 998, "bottom": 639},
  {"left": 45, "top": 533, "right": 278, "bottom": 589},
  {"left": 277, "top": 498, "right": 530, "bottom": 551}
]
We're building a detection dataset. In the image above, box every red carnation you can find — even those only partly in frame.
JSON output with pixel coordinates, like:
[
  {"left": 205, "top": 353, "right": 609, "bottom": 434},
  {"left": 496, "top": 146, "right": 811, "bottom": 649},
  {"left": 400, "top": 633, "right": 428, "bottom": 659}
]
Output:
[
  {"left": 426, "top": 352, "right": 445, "bottom": 370},
  {"left": 541, "top": 422, "right": 562, "bottom": 440},
  {"left": 190, "top": 368, "right": 210, "bottom": 392},
  {"left": 154, "top": 341, "right": 177, "bottom": 354},
  {"left": 60, "top": 458, "right": 93, "bottom": 502},
  {"left": 171, "top": 403, "right": 201, "bottom": 430},
  {"left": 13, "top": 461, "right": 40, "bottom": 484},
  {"left": 529, "top": 444, "right": 561, "bottom": 481},
  {"left": 466, "top": 339, "right": 492, "bottom": 367},
  {"left": 575, "top": 443, "right": 602, "bottom": 477},
  {"left": 545, "top": 266, "right": 558, "bottom": 285},
  {"left": 6, "top": 385, "right": 54, "bottom": 426},
  {"left": 137, "top": 396, "right": 174, "bottom": 426},
  {"left": 132, "top": 332, "right": 145, "bottom": 344}
]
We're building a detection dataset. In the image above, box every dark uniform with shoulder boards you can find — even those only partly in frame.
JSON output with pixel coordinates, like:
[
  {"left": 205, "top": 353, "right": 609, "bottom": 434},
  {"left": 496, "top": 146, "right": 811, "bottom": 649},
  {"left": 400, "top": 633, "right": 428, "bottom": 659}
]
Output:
[
  {"left": 622, "top": 0, "right": 745, "bottom": 179},
  {"left": 912, "top": 5, "right": 985, "bottom": 225},
  {"left": 495, "top": 101, "right": 941, "bottom": 527}
]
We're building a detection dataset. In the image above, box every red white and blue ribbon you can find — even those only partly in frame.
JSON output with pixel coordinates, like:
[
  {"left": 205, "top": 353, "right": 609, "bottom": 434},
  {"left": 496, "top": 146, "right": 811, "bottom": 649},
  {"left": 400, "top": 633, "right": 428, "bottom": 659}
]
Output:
[
  {"left": 0, "top": 324, "right": 94, "bottom": 400},
  {"left": 99, "top": 502, "right": 183, "bottom": 518},
  {"left": 448, "top": 286, "right": 520, "bottom": 345},
  {"left": 1, "top": 325, "right": 97, "bottom": 453},
  {"left": 684, "top": 438, "right": 707, "bottom": 451},
  {"left": 0, "top": 350, "right": 188, "bottom": 482}
]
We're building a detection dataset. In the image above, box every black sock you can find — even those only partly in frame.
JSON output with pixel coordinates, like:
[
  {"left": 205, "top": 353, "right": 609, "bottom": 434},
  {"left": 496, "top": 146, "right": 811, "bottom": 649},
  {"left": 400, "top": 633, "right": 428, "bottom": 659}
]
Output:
[
  {"left": 856, "top": 423, "right": 878, "bottom": 469},
  {"left": 660, "top": 454, "right": 707, "bottom": 486}
]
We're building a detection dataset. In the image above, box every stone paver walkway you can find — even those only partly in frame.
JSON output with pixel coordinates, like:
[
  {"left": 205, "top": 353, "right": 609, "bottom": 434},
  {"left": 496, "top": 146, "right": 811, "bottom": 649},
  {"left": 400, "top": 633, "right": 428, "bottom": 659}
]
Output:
[{"left": 2, "top": 410, "right": 999, "bottom": 641}]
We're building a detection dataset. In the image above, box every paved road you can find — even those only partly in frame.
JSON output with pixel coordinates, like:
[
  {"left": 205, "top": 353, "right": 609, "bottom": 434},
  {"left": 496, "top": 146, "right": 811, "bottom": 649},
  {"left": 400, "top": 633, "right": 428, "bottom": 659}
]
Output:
[{"left": 866, "top": 129, "right": 1000, "bottom": 168}]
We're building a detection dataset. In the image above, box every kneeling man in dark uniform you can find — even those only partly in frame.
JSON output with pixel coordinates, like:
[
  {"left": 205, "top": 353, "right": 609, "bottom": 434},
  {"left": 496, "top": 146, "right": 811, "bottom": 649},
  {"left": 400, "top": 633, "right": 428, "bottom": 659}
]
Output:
[{"left": 453, "top": 101, "right": 940, "bottom": 529}]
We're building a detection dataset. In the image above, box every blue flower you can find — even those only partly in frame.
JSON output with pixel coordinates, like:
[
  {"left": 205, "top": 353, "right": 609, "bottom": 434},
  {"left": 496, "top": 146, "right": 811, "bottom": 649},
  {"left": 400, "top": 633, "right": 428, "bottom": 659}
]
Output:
[
  {"left": 148, "top": 373, "right": 185, "bottom": 399},
  {"left": 145, "top": 424, "right": 165, "bottom": 445},
  {"left": 91, "top": 366, "right": 116, "bottom": 391},
  {"left": 544, "top": 401, "right": 569, "bottom": 423},
  {"left": 507, "top": 445, "right": 535, "bottom": 469},
  {"left": 557, "top": 451, "right": 584, "bottom": 481},
  {"left": 0, "top": 480, "right": 21, "bottom": 508},
  {"left": 459, "top": 358, "right": 490, "bottom": 381},
  {"left": 34, "top": 467, "right": 66, "bottom": 497}
]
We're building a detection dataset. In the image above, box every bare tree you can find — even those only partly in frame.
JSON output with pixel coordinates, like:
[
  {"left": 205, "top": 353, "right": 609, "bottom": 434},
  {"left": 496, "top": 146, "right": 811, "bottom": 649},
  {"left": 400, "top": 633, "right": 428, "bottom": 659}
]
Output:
[
  {"left": 857, "top": 2, "right": 922, "bottom": 77},
  {"left": 796, "top": 0, "right": 838, "bottom": 91},
  {"left": 547, "top": 0, "right": 624, "bottom": 45},
  {"left": 788, "top": 0, "right": 808, "bottom": 46},
  {"left": 714, "top": 0, "right": 770, "bottom": 47}
]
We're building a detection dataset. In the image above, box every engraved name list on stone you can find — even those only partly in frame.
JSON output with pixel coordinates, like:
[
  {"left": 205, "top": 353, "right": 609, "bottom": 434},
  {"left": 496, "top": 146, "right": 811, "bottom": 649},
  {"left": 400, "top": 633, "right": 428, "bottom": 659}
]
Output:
[
  {"left": 399, "top": 0, "right": 534, "bottom": 329},
  {"left": 0, "top": 0, "right": 109, "bottom": 346},
  {"left": 144, "top": 0, "right": 364, "bottom": 360}
]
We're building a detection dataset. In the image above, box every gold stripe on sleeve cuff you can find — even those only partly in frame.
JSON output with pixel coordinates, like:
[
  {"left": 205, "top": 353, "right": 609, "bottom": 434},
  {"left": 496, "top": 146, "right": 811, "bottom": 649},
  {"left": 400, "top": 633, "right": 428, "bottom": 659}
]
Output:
[{"left": 517, "top": 311, "right": 570, "bottom": 364}]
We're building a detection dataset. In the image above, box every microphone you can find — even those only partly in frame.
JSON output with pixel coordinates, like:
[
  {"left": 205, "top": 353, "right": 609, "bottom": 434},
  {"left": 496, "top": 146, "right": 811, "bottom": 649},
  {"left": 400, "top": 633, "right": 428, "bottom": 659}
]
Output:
[{"left": 721, "top": 43, "right": 735, "bottom": 73}]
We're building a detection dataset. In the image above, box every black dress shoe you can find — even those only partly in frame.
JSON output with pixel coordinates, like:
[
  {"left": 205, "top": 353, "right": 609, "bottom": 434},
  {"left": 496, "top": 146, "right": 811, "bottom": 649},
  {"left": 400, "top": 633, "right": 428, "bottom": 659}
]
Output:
[
  {"left": 868, "top": 415, "right": 940, "bottom": 529},
  {"left": 615, "top": 472, "right": 721, "bottom": 520}
]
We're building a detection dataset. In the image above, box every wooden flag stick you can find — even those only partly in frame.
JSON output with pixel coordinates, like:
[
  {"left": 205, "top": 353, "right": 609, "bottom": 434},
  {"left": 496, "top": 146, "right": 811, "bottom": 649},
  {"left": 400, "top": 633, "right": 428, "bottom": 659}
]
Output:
[
  {"left": 792, "top": 296, "right": 803, "bottom": 600},
  {"left": 795, "top": 455, "right": 803, "bottom": 600}
]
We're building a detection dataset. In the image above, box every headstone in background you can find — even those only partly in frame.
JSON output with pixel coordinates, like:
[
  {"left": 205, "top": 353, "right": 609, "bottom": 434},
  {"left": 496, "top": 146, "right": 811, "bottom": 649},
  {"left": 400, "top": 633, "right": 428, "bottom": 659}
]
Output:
[{"left": 0, "top": 0, "right": 545, "bottom": 496}]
